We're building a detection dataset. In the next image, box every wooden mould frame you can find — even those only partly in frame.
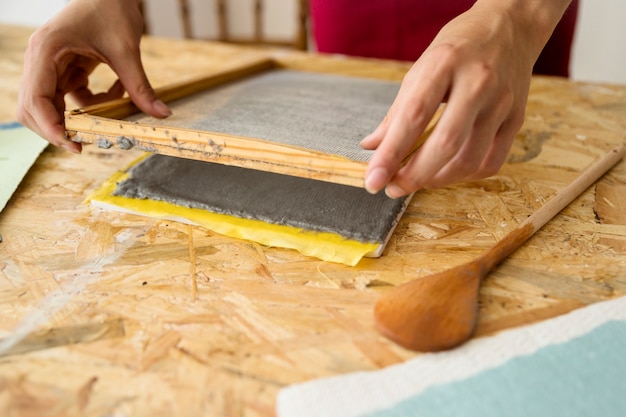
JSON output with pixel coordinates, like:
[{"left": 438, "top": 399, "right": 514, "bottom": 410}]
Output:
[{"left": 65, "top": 57, "right": 433, "bottom": 187}]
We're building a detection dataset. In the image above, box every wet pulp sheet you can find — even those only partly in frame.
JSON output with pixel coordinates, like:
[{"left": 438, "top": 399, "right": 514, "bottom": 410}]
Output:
[{"left": 92, "top": 154, "right": 412, "bottom": 265}]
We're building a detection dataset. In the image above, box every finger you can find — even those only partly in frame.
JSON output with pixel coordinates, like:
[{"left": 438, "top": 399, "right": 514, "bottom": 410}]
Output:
[
  {"left": 107, "top": 47, "right": 171, "bottom": 118},
  {"left": 422, "top": 117, "right": 501, "bottom": 189},
  {"left": 71, "top": 79, "right": 125, "bottom": 107},
  {"left": 21, "top": 95, "right": 81, "bottom": 153},
  {"left": 360, "top": 116, "right": 388, "bottom": 150},
  {"left": 17, "top": 48, "right": 81, "bottom": 152},
  {"left": 383, "top": 105, "right": 475, "bottom": 197},
  {"left": 421, "top": 93, "right": 515, "bottom": 188},
  {"left": 464, "top": 112, "right": 524, "bottom": 182},
  {"left": 383, "top": 77, "right": 492, "bottom": 197},
  {"left": 363, "top": 70, "right": 450, "bottom": 194},
  {"left": 383, "top": 63, "right": 509, "bottom": 197}
]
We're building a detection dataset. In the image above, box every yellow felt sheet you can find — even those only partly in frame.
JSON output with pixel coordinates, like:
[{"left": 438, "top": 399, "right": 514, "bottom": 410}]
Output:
[{"left": 86, "top": 156, "right": 380, "bottom": 266}]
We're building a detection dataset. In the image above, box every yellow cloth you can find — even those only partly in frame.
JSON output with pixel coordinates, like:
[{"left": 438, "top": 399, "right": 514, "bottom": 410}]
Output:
[{"left": 86, "top": 156, "right": 379, "bottom": 266}]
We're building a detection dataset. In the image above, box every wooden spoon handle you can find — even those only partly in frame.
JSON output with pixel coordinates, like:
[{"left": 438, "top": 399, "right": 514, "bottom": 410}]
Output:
[
  {"left": 481, "top": 144, "right": 624, "bottom": 272},
  {"left": 523, "top": 144, "right": 624, "bottom": 232}
]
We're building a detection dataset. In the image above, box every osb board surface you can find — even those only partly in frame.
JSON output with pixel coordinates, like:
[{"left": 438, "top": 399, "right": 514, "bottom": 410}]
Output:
[{"left": 1, "top": 24, "right": 626, "bottom": 417}]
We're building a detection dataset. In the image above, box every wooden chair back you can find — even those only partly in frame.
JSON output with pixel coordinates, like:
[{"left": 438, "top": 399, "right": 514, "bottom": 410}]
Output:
[{"left": 172, "top": 0, "right": 309, "bottom": 50}]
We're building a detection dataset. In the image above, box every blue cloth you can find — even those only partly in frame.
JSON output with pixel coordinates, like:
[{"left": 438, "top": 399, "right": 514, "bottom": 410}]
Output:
[
  {"left": 276, "top": 296, "right": 626, "bottom": 417},
  {"left": 362, "top": 320, "right": 626, "bottom": 417}
]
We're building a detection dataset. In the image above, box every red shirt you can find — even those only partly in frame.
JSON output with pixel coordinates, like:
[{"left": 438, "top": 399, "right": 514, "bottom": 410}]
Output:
[{"left": 310, "top": 0, "right": 579, "bottom": 77}]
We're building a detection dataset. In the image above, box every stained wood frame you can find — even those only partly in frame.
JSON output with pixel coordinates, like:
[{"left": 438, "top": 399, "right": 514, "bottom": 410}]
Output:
[{"left": 65, "top": 57, "right": 435, "bottom": 187}]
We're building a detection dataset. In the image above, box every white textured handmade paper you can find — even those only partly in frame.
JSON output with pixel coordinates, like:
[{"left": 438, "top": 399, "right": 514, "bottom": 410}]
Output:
[{"left": 277, "top": 296, "right": 626, "bottom": 417}]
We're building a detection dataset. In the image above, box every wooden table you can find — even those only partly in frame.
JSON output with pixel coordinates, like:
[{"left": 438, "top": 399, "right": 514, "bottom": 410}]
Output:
[{"left": 1, "top": 24, "right": 625, "bottom": 416}]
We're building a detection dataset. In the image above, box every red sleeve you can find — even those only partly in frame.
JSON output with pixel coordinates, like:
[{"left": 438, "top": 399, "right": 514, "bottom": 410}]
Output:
[
  {"left": 310, "top": 0, "right": 578, "bottom": 77},
  {"left": 534, "top": 0, "right": 579, "bottom": 77}
]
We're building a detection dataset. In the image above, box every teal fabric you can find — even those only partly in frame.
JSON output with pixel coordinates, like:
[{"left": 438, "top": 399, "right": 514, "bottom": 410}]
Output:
[{"left": 362, "top": 320, "right": 626, "bottom": 417}]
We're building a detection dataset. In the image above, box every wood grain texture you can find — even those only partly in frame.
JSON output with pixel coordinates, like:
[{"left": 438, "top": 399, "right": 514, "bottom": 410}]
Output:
[{"left": 1, "top": 25, "right": 625, "bottom": 416}]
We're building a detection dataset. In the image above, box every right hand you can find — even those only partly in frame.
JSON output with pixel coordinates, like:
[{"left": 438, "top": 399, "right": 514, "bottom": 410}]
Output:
[
  {"left": 361, "top": 0, "right": 573, "bottom": 196},
  {"left": 17, "top": 0, "right": 171, "bottom": 153}
]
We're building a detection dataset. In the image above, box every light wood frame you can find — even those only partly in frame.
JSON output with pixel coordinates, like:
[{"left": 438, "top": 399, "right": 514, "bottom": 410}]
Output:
[
  {"left": 65, "top": 57, "right": 436, "bottom": 188},
  {"left": 65, "top": 58, "right": 362, "bottom": 187}
]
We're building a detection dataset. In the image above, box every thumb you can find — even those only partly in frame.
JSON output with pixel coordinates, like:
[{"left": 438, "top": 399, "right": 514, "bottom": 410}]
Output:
[{"left": 111, "top": 52, "right": 171, "bottom": 118}]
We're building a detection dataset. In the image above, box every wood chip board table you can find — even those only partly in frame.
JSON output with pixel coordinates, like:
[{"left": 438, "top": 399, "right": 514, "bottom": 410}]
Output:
[{"left": 1, "top": 24, "right": 625, "bottom": 417}]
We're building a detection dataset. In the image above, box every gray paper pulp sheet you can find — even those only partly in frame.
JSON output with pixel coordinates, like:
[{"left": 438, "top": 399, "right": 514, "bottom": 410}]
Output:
[
  {"left": 127, "top": 69, "right": 401, "bottom": 161},
  {"left": 114, "top": 154, "right": 410, "bottom": 243}
]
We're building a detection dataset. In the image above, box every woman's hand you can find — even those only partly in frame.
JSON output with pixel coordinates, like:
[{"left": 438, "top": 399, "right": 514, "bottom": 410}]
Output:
[
  {"left": 362, "top": 0, "right": 573, "bottom": 197},
  {"left": 17, "top": 0, "right": 171, "bottom": 153}
]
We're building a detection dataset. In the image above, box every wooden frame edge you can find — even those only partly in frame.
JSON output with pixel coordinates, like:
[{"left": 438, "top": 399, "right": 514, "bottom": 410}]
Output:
[{"left": 64, "top": 55, "right": 426, "bottom": 188}]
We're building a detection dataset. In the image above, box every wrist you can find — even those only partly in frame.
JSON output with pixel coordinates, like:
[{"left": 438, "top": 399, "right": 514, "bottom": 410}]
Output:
[{"left": 473, "top": 0, "right": 573, "bottom": 61}]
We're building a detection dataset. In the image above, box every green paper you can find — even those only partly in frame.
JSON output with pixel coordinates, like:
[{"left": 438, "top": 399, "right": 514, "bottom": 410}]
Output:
[{"left": 0, "top": 123, "right": 48, "bottom": 213}]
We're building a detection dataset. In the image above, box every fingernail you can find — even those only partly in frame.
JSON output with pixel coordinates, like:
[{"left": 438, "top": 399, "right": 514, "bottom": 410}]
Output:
[
  {"left": 385, "top": 183, "right": 408, "bottom": 199},
  {"left": 153, "top": 99, "right": 172, "bottom": 117},
  {"left": 359, "top": 134, "right": 373, "bottom": 147},
  {"left": 61, "top": 143, "right": 81, "bottom": 154},
  {"left": 364, "top": 167, "right": 388, "bottom": 194}
]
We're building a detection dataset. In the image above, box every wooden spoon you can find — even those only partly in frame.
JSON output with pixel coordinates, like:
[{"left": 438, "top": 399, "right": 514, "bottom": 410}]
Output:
[{"left": 374, "top": 144, "right": 625, "bottom": 352}]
